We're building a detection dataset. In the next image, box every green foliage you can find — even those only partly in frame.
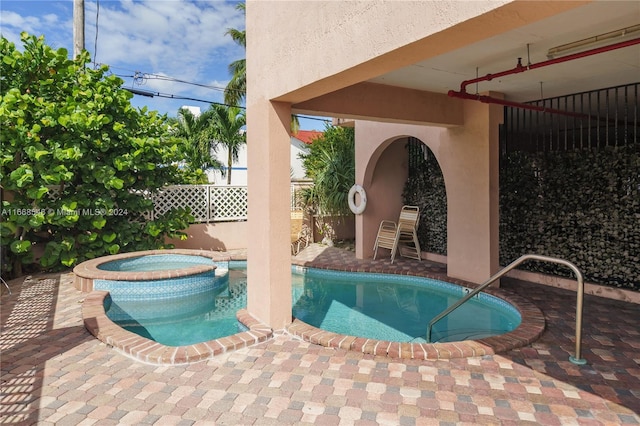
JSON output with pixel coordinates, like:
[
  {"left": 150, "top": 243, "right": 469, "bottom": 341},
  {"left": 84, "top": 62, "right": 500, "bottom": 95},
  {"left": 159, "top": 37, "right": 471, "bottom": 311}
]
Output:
[
  {"left": 224, "top": 2, "right": 246, "bottom": 106},
  {"left": 300, "top": 125, "right": 355, "bottom": 216},
  {"left": 403, "top": 140, "right": 447, "bottom": 255},
  {"left": 500, "top": 145, "right": 639, "bottom": 290},
  {"left": 209, "top": 104, "right": 246, "bottom": 185},
  {"left": 0, "top": 33, "right": 193, "bottom": 277},
  {"left": 222, "top": 1, "right": 299, "bottom": 133},
  {"left": 171, "top": 108, "right": 224, "bottom": 180},
  {"left": 171, "top": 105, "right": 246, "bottom": 185}
]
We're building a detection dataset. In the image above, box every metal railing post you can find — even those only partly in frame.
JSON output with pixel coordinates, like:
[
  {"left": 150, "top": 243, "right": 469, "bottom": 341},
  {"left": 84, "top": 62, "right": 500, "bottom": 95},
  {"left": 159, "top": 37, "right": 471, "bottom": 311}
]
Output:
[{"left": 426, "top": 254, "right": 586, "bottom": 365}]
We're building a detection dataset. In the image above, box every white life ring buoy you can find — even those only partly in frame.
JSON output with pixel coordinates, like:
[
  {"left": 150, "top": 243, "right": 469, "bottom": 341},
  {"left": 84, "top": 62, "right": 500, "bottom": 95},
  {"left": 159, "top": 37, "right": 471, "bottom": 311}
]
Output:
[{"left": 348, "top": 184, "right": 367, "bottom": 215}]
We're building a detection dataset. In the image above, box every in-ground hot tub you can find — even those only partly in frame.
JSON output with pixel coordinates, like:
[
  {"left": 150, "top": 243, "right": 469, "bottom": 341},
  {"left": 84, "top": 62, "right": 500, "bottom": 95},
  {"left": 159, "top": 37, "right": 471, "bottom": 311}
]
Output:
[
  {"left": 73, "top": 249, "right": 228, "bottom": 293},
  {"left": 76, "top": 249, "right": 273, "bottom": 364}
]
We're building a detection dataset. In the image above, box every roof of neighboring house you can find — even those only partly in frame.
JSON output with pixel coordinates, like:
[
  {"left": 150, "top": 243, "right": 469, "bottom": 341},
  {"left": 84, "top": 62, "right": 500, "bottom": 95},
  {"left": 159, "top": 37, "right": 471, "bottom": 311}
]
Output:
[{"left": 292, "top": 130, "right": 322, "bottom": 145}]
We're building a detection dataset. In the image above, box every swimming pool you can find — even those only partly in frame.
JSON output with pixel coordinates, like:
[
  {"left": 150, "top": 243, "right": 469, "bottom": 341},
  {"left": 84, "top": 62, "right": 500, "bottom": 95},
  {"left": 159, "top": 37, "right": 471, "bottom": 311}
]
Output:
[
  {"left": 81, "top": 249, "right": 545, "bottom": 364},
  {"left": 104, "top": 262, "right": 520, "bottom": 346},
  {"left": 105, "top": 269, "right": 247, "bottom": 346},
  {"left": 291, "top": 266, "right": 520, "bottom": 344}
]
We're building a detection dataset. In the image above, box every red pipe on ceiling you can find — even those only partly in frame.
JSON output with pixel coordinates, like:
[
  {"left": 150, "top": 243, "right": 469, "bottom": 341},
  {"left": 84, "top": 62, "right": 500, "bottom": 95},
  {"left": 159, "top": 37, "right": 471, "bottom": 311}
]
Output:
[
  {"left": 451, "top": 91, "right": 591, "bottom": 119},
  {"left": 447, "top": 37, "right": 640, "bottom": 116}
]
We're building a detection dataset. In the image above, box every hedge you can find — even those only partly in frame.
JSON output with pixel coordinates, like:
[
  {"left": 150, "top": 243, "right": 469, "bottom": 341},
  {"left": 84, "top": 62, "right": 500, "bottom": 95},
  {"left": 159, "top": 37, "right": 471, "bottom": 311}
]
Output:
[
  {"left": 402, "top": 140, "right": 639, "bottom": 291},
  {"left": 500, "top": 145, "right": 639, "bottom": 290}
]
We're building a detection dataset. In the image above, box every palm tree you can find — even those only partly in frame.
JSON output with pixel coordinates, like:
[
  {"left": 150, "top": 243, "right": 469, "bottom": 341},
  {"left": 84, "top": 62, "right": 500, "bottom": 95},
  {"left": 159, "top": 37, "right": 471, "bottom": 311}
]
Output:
[
  {"left": 210, "top": 104, "right": 246, "bottom": 185},
  {"left": 172, "top": 108, "right": 223, "bottom": 174},
  {"left": 224, "top": 1, "right": 299, "bottom": 133},
  {"left": 224, "top": 2, "right": 246, "bottom": 107}
]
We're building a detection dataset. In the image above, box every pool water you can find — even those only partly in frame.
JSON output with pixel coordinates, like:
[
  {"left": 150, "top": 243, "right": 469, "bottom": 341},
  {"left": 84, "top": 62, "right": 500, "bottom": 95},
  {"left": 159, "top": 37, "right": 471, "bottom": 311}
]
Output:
[
  {"left": 97, "top": 254, "right": 215, "bottom": 272},
  {"left": 292, "top": 267, "right": 520, "bottom": 344},
  {"left": 106, "top": 273, "right": 244, "bottom": 344},
  {"left": 105, "top": 263, "right": 520, "bottom": 346}
]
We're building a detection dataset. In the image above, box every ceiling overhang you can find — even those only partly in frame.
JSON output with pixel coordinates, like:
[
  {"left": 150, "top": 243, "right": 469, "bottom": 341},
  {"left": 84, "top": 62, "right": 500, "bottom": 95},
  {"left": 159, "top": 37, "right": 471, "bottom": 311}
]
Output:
[{"left": 292, "top": 82, "right": 463, "bottom": 127}]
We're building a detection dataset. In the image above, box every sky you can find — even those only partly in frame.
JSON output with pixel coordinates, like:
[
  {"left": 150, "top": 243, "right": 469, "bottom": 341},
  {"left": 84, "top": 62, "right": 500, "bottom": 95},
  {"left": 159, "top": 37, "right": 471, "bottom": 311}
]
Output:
[{"left": 0, "top": 0, "right": 326, "bottom": 130}]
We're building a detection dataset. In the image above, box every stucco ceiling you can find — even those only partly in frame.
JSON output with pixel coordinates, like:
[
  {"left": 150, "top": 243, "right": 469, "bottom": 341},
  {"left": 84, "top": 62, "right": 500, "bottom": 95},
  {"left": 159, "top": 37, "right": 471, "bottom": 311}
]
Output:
[{"left": 367, "top": 1, "right": 640, "bottom": 103}]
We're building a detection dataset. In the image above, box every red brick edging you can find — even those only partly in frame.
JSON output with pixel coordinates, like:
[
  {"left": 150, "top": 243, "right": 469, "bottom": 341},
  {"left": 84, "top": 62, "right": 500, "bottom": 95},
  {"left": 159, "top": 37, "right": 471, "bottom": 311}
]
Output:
[
  {"left": 79, "top": 247, "right": 545, "bottom": 363},
  {"left": 286, "top": 298, "right": 545, "bottom": 360},
  {"left": 82, "top": 292, "right": 272, "bottom": 365},
  {"left": 288, "top": 254, "right": 546, "bottom": 360}
]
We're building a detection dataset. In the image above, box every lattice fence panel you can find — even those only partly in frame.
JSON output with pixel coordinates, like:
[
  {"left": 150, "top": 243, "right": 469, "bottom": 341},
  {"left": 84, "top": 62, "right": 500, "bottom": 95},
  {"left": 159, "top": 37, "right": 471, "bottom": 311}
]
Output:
[
  {"left": 147, "top": 184, "right": 309, "bottom": 223},
  {"left": 210, "top": 186, "right": 248, "bottom": 221},
  {"left": 290, "top": 181, "right": 312, "bottom": 210},
  {"left": 153, "top": 185, "right": 210, "bottom": 222}
]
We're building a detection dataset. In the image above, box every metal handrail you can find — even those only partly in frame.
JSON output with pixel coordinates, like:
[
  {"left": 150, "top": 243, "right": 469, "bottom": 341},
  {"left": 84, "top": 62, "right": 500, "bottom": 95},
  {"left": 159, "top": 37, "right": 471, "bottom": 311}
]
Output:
[
  {"left": 426, "top": 254, "right": 586, "bottom": 365},
  {"left": 1, "top": 277, "right": 11, "bottom": 295}
]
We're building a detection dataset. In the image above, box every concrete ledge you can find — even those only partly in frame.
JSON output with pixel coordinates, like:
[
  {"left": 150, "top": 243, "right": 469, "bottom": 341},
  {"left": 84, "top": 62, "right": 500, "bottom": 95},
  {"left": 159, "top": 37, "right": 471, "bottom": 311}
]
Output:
[{"left": 506, "top": 268, "right": 640, "bottom": 304}]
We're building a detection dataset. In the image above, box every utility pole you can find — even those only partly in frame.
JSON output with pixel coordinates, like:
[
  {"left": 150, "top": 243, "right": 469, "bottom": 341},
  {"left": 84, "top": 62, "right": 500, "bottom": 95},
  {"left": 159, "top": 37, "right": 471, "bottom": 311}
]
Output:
[{"left": 73, "top": 0, "right": 84, "bottom": 58}]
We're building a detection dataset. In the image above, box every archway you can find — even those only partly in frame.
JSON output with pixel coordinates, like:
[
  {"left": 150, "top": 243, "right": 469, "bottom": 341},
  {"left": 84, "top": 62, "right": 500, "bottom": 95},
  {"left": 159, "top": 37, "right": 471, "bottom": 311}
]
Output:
[
  {"left": 357, "top": 135, "right": 446, "bottom": 261},
  {"left": 403, "top": 137, "right": 447, "bottom": 257}
]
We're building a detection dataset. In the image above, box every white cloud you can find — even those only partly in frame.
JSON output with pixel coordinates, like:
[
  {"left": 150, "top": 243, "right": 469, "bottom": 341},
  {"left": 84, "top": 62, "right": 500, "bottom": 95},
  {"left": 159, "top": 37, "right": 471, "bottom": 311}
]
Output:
[
  {"left": 87, "top": 0, "right": 244, "bottom": 77},
  {"left": 42, "top": 13, "right": 59, "bottom": 25},
  {"left": 1, "top": 4, "right": 72, "bottom": 52},
  {"left": 1, "top": 11, "right": 42, "bottom": 32},
  {"left": 1, "top": 0, "right": 245, "bottom": 115}
]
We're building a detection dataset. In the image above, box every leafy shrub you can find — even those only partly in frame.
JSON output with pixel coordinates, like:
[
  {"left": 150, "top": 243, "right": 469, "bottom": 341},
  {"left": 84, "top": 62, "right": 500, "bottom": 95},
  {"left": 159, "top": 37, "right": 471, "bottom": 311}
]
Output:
[
  {"left": 500, "top": 145, "right": 639, "bottom": 290},
  {"left": 1, "top": 33, "right": 193, "bottom": 277},
  {"left": 300, "top": 125, "right": 355, "bottom": 216}
]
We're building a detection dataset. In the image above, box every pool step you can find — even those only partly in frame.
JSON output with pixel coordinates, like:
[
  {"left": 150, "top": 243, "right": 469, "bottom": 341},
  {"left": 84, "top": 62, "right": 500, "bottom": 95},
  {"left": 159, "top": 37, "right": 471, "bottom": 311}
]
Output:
[{"left": 432, "top": 328, "right": 509, "bottom": 343}]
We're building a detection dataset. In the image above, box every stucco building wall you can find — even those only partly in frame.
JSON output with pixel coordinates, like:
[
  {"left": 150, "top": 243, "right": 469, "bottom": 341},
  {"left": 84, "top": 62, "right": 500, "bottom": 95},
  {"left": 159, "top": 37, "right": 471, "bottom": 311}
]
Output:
[
  {"left": 166, "top": 221, "right": 249, "bottom": 251},
  {"left": 354, "top": 91, "right": 502, "bottom": 284},
  {"left": 245, "top": 0, "right": 591, "bottom": 328}
]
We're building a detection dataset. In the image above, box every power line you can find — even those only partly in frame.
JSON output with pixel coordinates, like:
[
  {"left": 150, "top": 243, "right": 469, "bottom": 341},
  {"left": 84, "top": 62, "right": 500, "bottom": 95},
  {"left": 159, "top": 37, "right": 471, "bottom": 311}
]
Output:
[
  {"left": 143, "top": 74, "right": 228, "bottom": 92},
  {"left": 122, "top": 87, "right": 331, "bottom": 123},
  {"left": 105, "top": 66, "right": 243, "bottom": 96},
  {"left": 124, "top": 88, "right": 239, "bottom": 108}
]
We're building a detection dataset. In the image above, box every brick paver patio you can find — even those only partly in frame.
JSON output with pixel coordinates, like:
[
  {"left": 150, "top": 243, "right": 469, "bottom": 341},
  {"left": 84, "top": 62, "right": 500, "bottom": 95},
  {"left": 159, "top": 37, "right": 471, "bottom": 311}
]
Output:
[{"left": 1, "top": 245, "right": 639, "bottom": 424}]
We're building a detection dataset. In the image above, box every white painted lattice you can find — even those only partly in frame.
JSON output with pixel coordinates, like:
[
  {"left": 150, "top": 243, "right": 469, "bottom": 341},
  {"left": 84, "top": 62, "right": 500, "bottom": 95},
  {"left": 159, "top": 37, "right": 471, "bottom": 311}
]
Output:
[
  {"left": 153, "top": 185, "right": 210, "bottom": 222},
  {"left": 209, "top": 186, "right": 248, "bottom": 221},
  {"left": 290, "top": 181, "right": 313, "bottom": 210},
  {"left": 150, "top": 185, "right": 247, "bottom": 223},
  {"left": 149, "top": 184, "right": 310, "bottom": 223}
]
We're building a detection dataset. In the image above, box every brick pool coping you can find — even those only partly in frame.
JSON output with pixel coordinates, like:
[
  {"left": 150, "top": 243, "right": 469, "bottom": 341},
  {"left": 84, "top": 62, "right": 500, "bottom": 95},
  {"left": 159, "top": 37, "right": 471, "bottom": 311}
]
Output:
[
  {"left": 80, "top": 248, "right": 545, "bottom": 364},
  {"left": 80, "top": 249, "right": 272, "bottom": 365},
  {"left": 288, "top": 256, "right": 546, "bottom": 360},
  {"left": 83, "top": 295, "right": 273, "bottom": 365}
]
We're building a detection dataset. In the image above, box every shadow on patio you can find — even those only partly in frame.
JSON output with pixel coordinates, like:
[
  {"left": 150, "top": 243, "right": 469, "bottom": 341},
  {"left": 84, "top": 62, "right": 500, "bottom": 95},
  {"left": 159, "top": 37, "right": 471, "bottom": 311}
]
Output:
[
  {"left": 502, "top": 277, "right": 640, "bottom": 414},
  {"left": 0, "top": 272, "right": 93, "bottom": 424},
  {"left": 0, "top": 246, "right": 637, "bottom": 424}
]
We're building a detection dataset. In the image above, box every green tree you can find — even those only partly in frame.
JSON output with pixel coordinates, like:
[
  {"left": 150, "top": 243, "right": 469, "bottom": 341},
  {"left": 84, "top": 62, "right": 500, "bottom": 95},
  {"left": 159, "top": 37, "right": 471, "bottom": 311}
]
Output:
[
  {"left": 300, "top": 125, "right": 355, "bottom": 215},
  {"left": 171, "top": 108, "right": 223, "bottom": 181},
  {"left": 0, "top": 33, "right": 193, "bottom": 277},
  {"left": 224, "top": 2, "right": 246, "bottom": 107},
  {"left": 223, "top": 1, "right": 299, "bottom": 133},
  {"left": 210, "top": 104, "right": 246, "bottom": 185}
]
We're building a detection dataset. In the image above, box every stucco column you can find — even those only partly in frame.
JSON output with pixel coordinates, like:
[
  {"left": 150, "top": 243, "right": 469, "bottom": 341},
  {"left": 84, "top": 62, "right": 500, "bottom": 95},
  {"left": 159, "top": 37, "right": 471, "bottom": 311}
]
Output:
[
  {"left": 246, "top": 100, "right": 292, "bottom": 329},
  {"left": 446, "top": 96, "right": 502, "bottom": 283}
]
